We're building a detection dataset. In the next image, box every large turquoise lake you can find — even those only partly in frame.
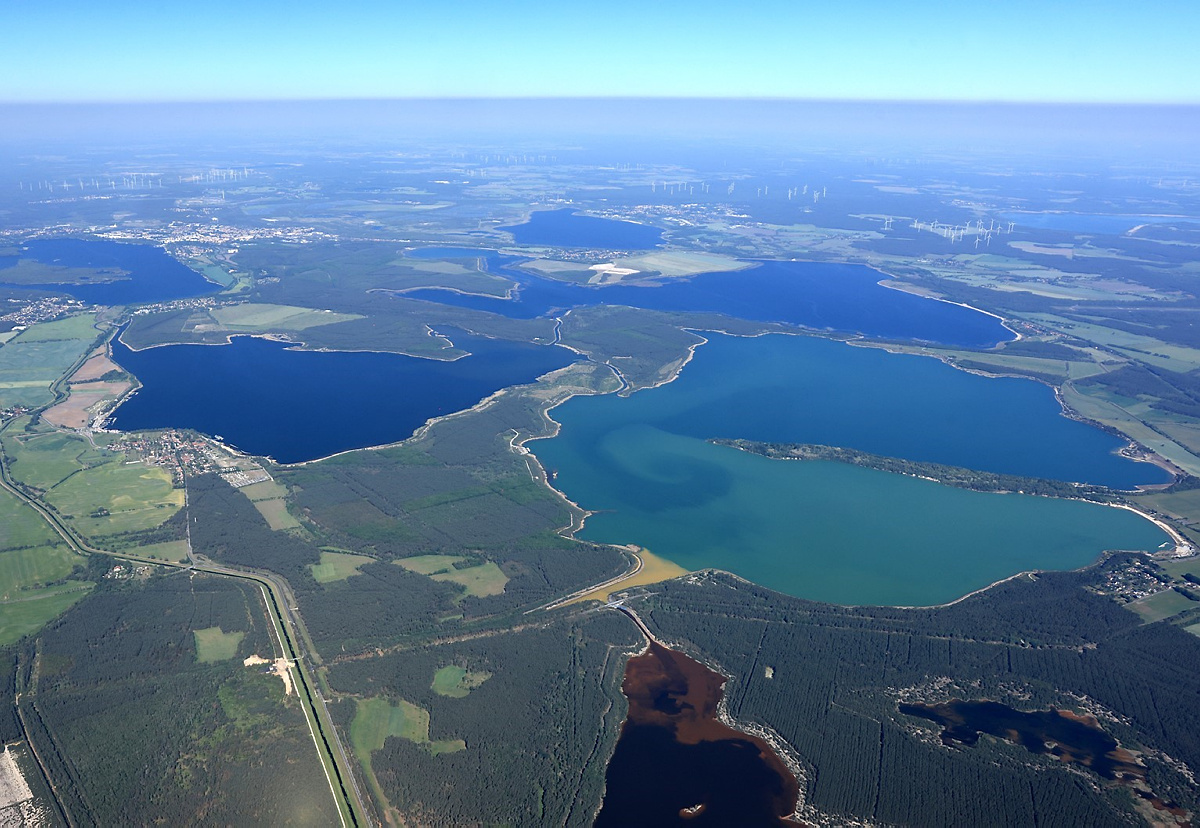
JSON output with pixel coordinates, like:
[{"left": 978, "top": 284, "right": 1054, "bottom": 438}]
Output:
[{"left": 532, "top": 334, "right": 1169, "bottom": 606}]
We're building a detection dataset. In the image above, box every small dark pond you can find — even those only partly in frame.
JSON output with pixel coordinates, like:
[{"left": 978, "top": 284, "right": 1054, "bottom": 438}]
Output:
[
  {"left": 899, "top": 698, "right": 1190, "bottom": 818},
  {"left": 900, "top": 699, "right": 1139, "bottom": 779}
]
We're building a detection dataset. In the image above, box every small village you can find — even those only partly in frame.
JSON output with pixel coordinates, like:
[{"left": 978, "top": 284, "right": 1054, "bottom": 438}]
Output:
[
  {"left": 1093, "top": 555, "right": 1175, "bottom": 603},
  {"left": 1, "top": 296, "right": 88, "bottom": 328},
  {"left": 113, "top": 429, "right": 272, "bottom": 488}
]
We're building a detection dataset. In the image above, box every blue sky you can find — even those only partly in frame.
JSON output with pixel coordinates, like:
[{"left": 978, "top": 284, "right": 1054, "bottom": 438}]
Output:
[{"left": 3, "top": 0, "right": 1197, "bottom": 103}]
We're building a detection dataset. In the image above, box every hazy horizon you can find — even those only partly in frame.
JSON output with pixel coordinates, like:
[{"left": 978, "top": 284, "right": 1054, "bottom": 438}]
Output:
[
  {"left": 4, "top": 0, "right": 1197, "bottom": 104},
  {"left": 3, "top": 99, "right": 1198, "bottom": 164}
]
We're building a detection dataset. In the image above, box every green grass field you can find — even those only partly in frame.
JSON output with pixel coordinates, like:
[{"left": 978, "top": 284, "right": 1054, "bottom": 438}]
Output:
[
  {"left": 1060, "top": 384, "right": 1200, "bottom": 477},
  {"left": 48, "top": 463, "right": 183, "bottom": 538},
  {"left": 4, "top": 427, "right": 94, "bottom": 492},
  {"left": 431, "top": 665, "right": 492, "bottom": 698},
  {"left": 0, "top": 486, "right": 59, "bottom": 550},
  {"left": 350, "top": 697, "right": 464, "bottom": 761},
  {"left": 0, "top": 260, "right": 124, "bottom": 287},
  {"left": 14, "top": 314, "right": 101, "bottom": 342},
  {"left": 1185, "top": 622, "right": 1200, "bottom": 638},
  {"left": 0, "top": 314, "right": 101, "bottom": 407},
  {"left": 432, "top": 562, "right": 508, "bottom": 597},
  {"left": 394, "top": 554, "right": 506, "bottom": 596},
  {"left": 0, "top": 585, "right": 91, "bottom": 645},
  {"left": 186, "top": 259, "right": 239, "bottom": 288},
  {"left": 193, "top": 627, "right": 246, "bottom": 663},
  {"left": 394, "top": 554, "right": 466, "bottom": 576},
  {"left": 4, "top": 423, "right": 184, "bottom": 540},
  {"left": 235, "top": 480, "right": 301, "bottom": 530},
  {"left": 1162, "top": 556, "right": 1200, "bottom": 580},
  {"left": 251, "top": 497, "right": 301, "bottom": 531},
  {"left": 613, "top": 250, "right": 749, "bottom": 277},
  {"left": 0, "top": 347, "right": 92, "bottom": 407},
  {"left": 1128, "top": 589, "right": 1198, "bottom": 623},
  {"left": 237, "top": 479, "right": 290, "bottom": 502},
  {"left": 389, "top": 258, "right": 514, "bottom": 296},
  {"left": 134, "top": 540, "right": 191, "bottom": 563},
  {"left": 0, "top": 485, "right": 91, "bottom": 643},
  {"left": 209, "top": 303, "right": 363, "bottom": 331},
  {"left": 309, "top": 550, "right": 376, "bottom": 583},
  {"left": 1157, "top": 420, "right": 1200, "bottom": 456},
  {"left": 0, "top": 545, "right": 80, "bottom": 600},
  {"left": 1028, "top": 314, "right": 1200, "bottom": 373}
]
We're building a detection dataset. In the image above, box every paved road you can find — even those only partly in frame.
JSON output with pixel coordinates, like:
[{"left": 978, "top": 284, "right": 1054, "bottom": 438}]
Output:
[{"left": 0, "top": 425, "right": 370, "bottom": 827}]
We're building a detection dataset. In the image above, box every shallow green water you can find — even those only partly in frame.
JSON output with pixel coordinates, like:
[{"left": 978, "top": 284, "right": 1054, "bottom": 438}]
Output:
[
  {"left": 533, "top": 334, "right": 1169, "bottom": 606},
  {"left": 576, "top": 429, "right": 1164, "bottom": 605}
]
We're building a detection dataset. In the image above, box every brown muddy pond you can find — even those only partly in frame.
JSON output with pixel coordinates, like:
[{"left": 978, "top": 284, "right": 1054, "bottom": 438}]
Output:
[{"left": 595, "top": 641, "right": 799, "bottom": 827}]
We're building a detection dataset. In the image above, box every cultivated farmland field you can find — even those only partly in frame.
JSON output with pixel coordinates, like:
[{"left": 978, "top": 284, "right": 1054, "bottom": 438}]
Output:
[
  {"left": 4, "top": 421, "right": 184, "bottom": 540},
  {"left": 0, "top": 314, "right": 100, "bottom": 408},
  {"left": 47, "top": 462, "right": 183, "bottom": 538},
  {"left": 0, "top": 544, "right": 90, "bottom": 644},
  {"left": 0, "top": 584, "right": 91, "bottom": 644},
  {"left": 1128, "top": 588, "right": 1197, "bottom": 623},
  {"left": 0, "top": 486, "right": 57, "bottom": 550}
]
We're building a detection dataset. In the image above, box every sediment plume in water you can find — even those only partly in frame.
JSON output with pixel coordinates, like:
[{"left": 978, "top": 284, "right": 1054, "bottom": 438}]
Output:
[{"left": 595, "top": 641, "right": 799, "bottom": 827}]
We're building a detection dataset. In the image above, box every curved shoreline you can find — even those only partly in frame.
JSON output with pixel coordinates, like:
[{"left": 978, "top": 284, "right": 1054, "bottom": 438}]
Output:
[
  {"left": 715, "top": 440, "right": 1190, "bottom": 558},
  {"left": 114, "top": 321, "right": 468, "bottom": 361},
  {"left": 101, "top": 279, "right": 1191, "bottom": 609},
  {"left": 520, "top": 332, "right": 1190, "bottom": 610},
  {"left": 863, "top": 262, "right": 1022, "bottom": 343}
]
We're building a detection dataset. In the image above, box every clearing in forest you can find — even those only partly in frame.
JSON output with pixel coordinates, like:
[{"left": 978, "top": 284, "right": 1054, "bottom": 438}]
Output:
[
  {"left": 350, "top": 697, "right": 465, "bottom": 759},
  {"left": 394, "top": 555, "right": 508, "bottom": 597},
  {"left": 432, "top": 665, "right": 492, "bottom": 698},
  {"left": 309, "top": 550, "right": 376, "bottom": 583},
  {"left": 194, "top": 627, "right": 246, "bottom": 663}
]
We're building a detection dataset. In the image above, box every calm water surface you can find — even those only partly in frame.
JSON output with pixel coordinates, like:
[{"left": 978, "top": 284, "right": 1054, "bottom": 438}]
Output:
[
  {"left": 596, "top": 641, "right": 797, "bottom": 827},
  {"left": 533, "top": 334, "right": 1169, "bottom": 606},
  {"left": 540, "top": 333, "right": 1166, "bottom": 488},
  {"left": 403, "top": 254, "right": 1012, "bottom": 348},
  {"left": 0, "top": 238, "right": 217, "bottom": 305},
  {"left": 109, "top": 329, "right": 575, "bottom": 463},
  {"left": 499, "top": 208, "right": 664, "bottom": 248}
]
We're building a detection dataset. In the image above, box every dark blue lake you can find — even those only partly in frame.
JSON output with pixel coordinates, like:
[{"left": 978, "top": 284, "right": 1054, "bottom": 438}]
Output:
[
  {"left": 500, "top": 209, "right": 664, "bottom": 248},
  {"left": 109, "top": 329, "right": 576, "bottom": 463},
  {"left": 403, "top": 256, "right": 1013, "bottom": 348},
  {"left": 0, "top": 238, "right": 218, "bottom": 305}
]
